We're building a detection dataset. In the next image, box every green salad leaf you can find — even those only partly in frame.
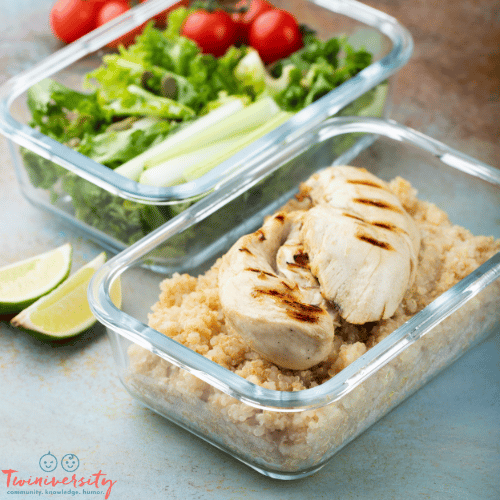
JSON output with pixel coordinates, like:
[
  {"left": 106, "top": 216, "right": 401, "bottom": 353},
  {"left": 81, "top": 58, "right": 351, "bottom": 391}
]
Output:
[
  {"left": 77, "top": 117, "right": 176, "bottom": 169},
  {"left": 269, "top": 34, "right": 372, "bottom": 111},
  {"left": 27, "top": 79, "right": 108, "bottom": 143},
  {"left": 99, "top": 84, "right": 196, "bottom": 119}
]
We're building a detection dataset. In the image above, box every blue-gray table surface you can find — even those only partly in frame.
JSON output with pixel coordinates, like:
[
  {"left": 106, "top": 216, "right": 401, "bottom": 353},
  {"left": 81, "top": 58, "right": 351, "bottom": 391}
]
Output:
[{"left": 1, "top": 1, "right": 499, "bottom": 499}]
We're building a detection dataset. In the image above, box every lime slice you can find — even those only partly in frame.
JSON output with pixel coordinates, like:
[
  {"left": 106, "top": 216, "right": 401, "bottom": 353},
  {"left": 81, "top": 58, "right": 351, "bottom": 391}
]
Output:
[
  {"left": 11, "top": 252, "right": 121, "bottom": 341},
  {"left": 0, "top": 243, "right": 72, "bottom": 315}
]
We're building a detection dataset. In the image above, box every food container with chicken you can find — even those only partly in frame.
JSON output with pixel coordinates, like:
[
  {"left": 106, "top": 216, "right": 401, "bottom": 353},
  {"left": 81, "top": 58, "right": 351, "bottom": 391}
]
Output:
[
  {"left": 89, "top": 117, "right": 500, "bottom": 479},
  {"left": 0, "top": 0, "right": 413, "bottom": 269}
]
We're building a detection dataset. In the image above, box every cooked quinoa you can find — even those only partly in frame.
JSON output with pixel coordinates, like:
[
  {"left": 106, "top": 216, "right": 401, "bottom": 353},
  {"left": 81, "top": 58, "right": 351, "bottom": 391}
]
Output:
[
  {"left": 125, "top": 174, "right": 500, "bottom": 474},
  {"left": 143, "top": 176, "right": 500, "bottom": 390}
]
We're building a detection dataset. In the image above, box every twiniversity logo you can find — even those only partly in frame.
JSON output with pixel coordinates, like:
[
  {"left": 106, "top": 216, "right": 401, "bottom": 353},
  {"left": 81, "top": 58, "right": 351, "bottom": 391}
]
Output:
[{"left": 2, "top": 452, "right": 116, "bottom": 498}]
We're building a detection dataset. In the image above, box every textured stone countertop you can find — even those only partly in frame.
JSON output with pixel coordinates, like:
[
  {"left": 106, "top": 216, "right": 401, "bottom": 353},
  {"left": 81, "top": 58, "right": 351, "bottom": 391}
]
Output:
[
  {"left": 0, "top": 1, "right": 499, "bottom": 499},
  {"left": 366, "top": 0, "right": 499, "bottom": 167}
]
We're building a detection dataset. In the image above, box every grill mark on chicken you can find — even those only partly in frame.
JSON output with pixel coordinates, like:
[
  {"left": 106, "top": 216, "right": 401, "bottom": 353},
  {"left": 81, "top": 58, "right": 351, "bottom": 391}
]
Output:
[
  {"left": 347, "top": 179, "right": 386, "bottom": 190},
  {"left": 293, "top": 249, "right": 310, "bottom": 267},
  {"left": 353, "top": 198, "right": 404, "bottom": 213},
  {"left": 239, "top": 247, "right": 253, "bottom": 255},
  {"left": 252, "top": 287, "right": 324, "bottom": 323},
  {"left": 245, "top": 267, "right": 277, "bottom": 279},
  {"left": 280, "top": 280, "right": 297, "bottom": 291},
  {"left": 274, "top": 214, "right": 286, "bottom": 223},
  {"left": 342, "top": 212, "right": 366, "bottom": 223},
  {"left": 356, "top": 233, "right": 394, "bottom": 251},
  {"left": 283, "top": 299, "right": 325, "bottom": 324},
  {"left": 371, "top": 221, "right": 408, "bottom": 235},
  {"left": 285, "top": 309, "right": 322, "bottom": 323},
  {"left": 342, "top": 215, "right": 409, "bottom": 236},
  {"left": 286, "top": 249, "right": 310, "bottom": 270},
  {"left": 255, "top": 229, "right": 266, "bottom": 241}
]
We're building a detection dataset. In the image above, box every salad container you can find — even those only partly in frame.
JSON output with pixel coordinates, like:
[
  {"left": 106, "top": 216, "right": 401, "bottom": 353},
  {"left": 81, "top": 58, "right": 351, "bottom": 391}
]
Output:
[
  {"left": 0, "top": 0, "right": 413, "bottom": 267},
  {"left": 89, "top": 117, "right": 500, "bottom": 479}
]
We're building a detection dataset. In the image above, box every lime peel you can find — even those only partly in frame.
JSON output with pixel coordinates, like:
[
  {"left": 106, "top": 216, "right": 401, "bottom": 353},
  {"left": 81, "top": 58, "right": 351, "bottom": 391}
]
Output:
[
  {"left": 0, "top": 243, "right": 72, "bottom": 314},
  {"left": 11, "top": 251, "right": 117, "bottom": 341}
]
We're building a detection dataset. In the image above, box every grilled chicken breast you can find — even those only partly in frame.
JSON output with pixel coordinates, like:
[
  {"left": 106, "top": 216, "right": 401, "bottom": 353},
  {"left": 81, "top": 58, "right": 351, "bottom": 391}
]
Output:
[
  {"left": 218, "top": 212, "right": 336, "bottom": 370},
  {"left": 300, "top": 205, "right": 416, "bottom": 323},
  {"left": 302, "top": 166, "right": 420, "bottom": 253},
  {"left": 218, "top": 165, "right": 420, "bottom": 369},
  {"left": 298, "top": 166, "right": 420, "bottom": 323}
]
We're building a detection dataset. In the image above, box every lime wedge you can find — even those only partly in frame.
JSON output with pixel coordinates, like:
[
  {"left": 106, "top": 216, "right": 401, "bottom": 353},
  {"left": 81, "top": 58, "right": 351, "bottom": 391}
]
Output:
[
  {"left": 11, "top": 252, "right": 121, "bottom": 341},
  {"left": 0, "top": 243, "right": 72, "bottom": 314}
]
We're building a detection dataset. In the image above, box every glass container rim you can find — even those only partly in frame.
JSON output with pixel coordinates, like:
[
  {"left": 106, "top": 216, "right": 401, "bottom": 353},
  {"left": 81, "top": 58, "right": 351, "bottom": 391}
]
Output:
[{"left": 88, "top": 116, "right": 500, "bottom": 412}]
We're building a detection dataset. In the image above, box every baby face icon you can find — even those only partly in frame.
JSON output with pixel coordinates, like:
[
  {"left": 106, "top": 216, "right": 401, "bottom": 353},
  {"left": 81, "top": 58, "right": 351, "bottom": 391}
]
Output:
[
  {"left": 61, "top": 454, "right": 80, "bottom": 472},
  {"left": 39, "top": 452, "right": 58, "bottom": 472}
]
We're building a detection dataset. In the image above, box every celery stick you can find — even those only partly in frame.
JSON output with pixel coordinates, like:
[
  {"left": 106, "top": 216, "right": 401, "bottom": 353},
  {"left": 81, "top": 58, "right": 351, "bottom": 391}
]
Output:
[
  {"left": 183, "top": 111, "right": 292, "bottom": 182},
  {"left": 139, "top": 139, "right": 242, "bottom": 187},
  {"left": 144, "top": 96, "right": 281, "bottom": 169},
  {"left": 139, "top": 112, "right": 291, "bottom": 187},
  {"left": 114, "top": 98, "right": 246, "bottom": 181}
]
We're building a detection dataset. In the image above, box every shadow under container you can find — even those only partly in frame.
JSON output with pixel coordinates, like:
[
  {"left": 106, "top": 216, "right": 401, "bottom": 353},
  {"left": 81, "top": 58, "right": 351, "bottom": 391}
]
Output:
[
  {"left": 0, "top": 0, "right": 413, "bottom": 270},
  {"left": 89, "top": 117, "right": 500, "bottom": 479}
]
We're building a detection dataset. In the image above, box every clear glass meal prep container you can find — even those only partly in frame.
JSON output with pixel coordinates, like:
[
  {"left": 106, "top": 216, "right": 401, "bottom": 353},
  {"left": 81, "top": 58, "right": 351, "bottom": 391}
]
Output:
[
  {"left": 89, "top": 116, "right": 500, "bottom": 479},
  {"left": 0, "top": 0, "right": 413, "bottom": 266}
]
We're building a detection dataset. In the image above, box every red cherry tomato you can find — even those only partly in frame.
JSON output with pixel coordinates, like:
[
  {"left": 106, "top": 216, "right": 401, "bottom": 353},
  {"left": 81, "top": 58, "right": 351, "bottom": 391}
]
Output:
[
  {"left": 249, "top": 9, "right": 303, "bottom": 64},
  {"left": 232, "top": 0, "right": 273, "bottom": 45},
  {"left": 96, "top": 0, "right": 146, "bottom": 48},
  {"left": 49, "top": 0, "right": 103, "bottom": 44},
  {"left": 139, "top": 0, "right": 189, "bottom": 27},
  {"left": 181, "top": 10, "right": 237, "bottom": 58}
]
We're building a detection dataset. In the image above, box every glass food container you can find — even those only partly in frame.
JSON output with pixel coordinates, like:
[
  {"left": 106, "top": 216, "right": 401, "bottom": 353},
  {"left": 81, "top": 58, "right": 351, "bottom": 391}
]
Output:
[
  {"left": 0, "top": 0, "right": 413, "bottom": 266},
  {"left": 88, "top": 117, "right": 500, "bottom": 479}
]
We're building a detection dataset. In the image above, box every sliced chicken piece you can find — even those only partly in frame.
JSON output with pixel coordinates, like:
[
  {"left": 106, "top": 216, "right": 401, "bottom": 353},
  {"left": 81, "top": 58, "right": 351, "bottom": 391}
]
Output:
[
  {"left": 301, "top": 166, "right": 420, "bottom": 255},
  {"left": 297, "top": 165, "right": 420, "bottom": 323},
  {"left": 218, "top": 211, "right": 336, "bottom": 370},
  {"left": 300, "top": 205, "right": 415, "bottom": 323}
]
